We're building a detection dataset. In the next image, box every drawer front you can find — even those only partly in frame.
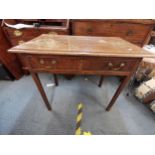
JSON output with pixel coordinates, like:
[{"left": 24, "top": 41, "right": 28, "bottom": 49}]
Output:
[
  {"left": 82, "top": 57, "right": 138, "bottom": 72},
  {"left": 3, "top": 27, "right": 68, "bottom": 46},
  {"left": 72, "top": 21, "right": 151, "bottom": 46},
  {"left": 28, "top": 55, "right": 81, "bottom": 71},
  {"left": 27, "top": 55, "right": 139, "bottom": 74}
]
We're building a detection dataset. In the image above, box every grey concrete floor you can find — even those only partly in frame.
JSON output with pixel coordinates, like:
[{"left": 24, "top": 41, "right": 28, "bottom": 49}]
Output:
[{"left": 0, "top": 74, "right": 155, "bottom": 135}]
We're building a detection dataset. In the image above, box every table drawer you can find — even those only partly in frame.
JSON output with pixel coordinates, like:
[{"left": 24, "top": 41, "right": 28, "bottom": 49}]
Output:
[
  {"left": 28, "top": 55, "right": 139, "bottom": 74},
  {"left": 82, "top": 57, "right": 138, "bottom": 72},
  {"left": 28, "top": 55, "right": 81, "bottom": 70}
]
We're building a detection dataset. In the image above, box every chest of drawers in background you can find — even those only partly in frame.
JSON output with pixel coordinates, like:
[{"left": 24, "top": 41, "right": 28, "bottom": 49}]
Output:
[
  {"left": 2, "top": 19, "right": 70, "bottom": 71},
  {"left": 71, "top": 19, "right": 155, "bottom": 47},
  {"left": 0, "top": 20, "right": 22, "bottom": 79}
]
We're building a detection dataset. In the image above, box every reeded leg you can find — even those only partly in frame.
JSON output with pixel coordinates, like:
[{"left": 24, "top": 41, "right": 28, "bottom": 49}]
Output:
[
  {"left": 53, "top": 74, "right": 58, "bottom": 86},
  {"left": 31, "top": 72, "right": 52, "bottom": 111},
  {"left": 106, "top": 76, "right": 129, "bottom": 111},
  {"left": 98, "top": 76, "right": 104, "bottom": 87}
]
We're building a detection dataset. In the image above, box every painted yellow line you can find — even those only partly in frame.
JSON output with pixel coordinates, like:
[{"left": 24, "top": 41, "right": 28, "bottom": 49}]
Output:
[
  {"left": 77, "top": 103, "right": 83, "bottom": 110},
  {"left": 75, "top": 127, "right": 82, "bottom": 135},
  {"left": 76, "top": 113, "right": 83, "bottom": 122},
  {"left": 83, "top": 132, "right": 92, "bottom": 135},
  {"left": 75, "top": 102, "right": 93, "bottom": 135}
]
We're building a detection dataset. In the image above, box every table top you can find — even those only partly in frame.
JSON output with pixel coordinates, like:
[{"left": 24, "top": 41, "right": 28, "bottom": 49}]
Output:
[{"left": 8, "top": 34, "right": 155, "bottom": 58}]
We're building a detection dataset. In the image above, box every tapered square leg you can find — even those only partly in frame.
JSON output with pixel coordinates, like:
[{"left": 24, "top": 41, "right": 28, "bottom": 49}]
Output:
[
  {"left": 98, "top": 76, "right": 104, "bottom": 87},
  {"left": 31, "top": 72, "right": 52, "bottom": 111},
  {"left": 106, "top": 76, "right": 129, "bottom": 111},
  {"left": 53, "top": 74, "right": 58, "bottom": 86}
]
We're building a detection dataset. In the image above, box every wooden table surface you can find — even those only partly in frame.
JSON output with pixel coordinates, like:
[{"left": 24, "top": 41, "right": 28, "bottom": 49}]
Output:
[{"left": 8, "top": 34, "right": 155, "bottom": 58}]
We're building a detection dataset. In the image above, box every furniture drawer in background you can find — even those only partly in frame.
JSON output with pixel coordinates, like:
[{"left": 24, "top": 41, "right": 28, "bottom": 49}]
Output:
[
  {"left": 3, "top": 27, "right": 68, "bottom": 46},
  {"left": 72, "top": 20, "right": 153, "bottom": 47},
  {"left": 2, "top": 19, "right": 70, "bottom": 73}
]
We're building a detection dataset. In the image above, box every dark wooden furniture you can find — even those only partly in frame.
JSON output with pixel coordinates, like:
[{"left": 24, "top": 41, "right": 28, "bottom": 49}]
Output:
[
  {"left": 8, "top": 34, "right": 155, "bottom": 111},
  {"left": 3, "top": 19, "right": 69, "bottom": 46},
  {"left": 71, "top": 19, "right": 155, "bottom": 47},
  {"left": 2, "top": 19, "right": 69, "bottom": 71},
  {"left": 72, "top": 19, "right": 155, "bottom": 86},
  {"left": 1, "top": 19, "right": 155, "bottom": 80},
  {"left": 0, "top": 22, "right": 22, "bottom": 79}
]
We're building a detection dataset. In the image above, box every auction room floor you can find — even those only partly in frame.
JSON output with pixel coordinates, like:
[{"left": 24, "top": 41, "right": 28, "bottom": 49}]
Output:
[{"left": 0, "top": 74, "right": 155, "bottom": 135}]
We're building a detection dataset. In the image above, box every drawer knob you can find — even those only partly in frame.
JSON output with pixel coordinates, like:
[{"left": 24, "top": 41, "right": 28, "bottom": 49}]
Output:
[
  {"left": 120, "top": 62, "right": 125, "bottom": 67},
  {"left": 14, "top": 30, "right": 23, "bottom": 37},
  {"left": 51, "top": 60, "right": 57, "bottom": 64},
  {"left": 40, "top": 59, "right": 45, "bottom": 64},
  {"left": 108, "top": 62, "right": 113, "bottom": 67}
]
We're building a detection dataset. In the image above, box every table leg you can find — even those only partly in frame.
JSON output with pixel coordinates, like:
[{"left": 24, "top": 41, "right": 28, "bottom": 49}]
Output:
[
  {"left": 106, "top": 76, "right": 129, "bottom": 111},
  {"left": 98, "top": 76, "right": 104, "bottom": 87},
  {"left": 31, "top": 72, "right": 52, "bottom": 111},
  {"left": 53, "top": 74, "right": 58, "bottom": 86}
]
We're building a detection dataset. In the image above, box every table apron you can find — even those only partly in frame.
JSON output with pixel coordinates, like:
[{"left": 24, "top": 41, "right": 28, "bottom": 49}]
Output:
[{"left": 25, "top": 54, "right": 141, "bottom": 76}]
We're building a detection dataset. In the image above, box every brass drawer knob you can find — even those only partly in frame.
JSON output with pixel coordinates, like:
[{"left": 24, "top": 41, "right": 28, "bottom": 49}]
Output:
[
  {"left": 120, "top": 62, "right": 125, "bottom": 67},
  {"left": 48, "top": 31, "right": 58, "bottom": 35},
  {"left": 108, "top": 62, "right": 125, "bottom": 71},
  {"left": 14, "top": 30, "right": 23, "bottom": 37},
  {"left": 40, "top": 59, "right": 45, "bottom": 64},
  {"left": 18, "top": 40, "right": 25, "bottom": 45},
  {"left": 51, "top": 60, "right": 57, "bottom": 64},
  {"left": 108, "top": 62, "right": 113, "bottom": 67}
]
